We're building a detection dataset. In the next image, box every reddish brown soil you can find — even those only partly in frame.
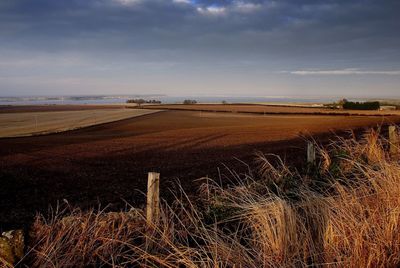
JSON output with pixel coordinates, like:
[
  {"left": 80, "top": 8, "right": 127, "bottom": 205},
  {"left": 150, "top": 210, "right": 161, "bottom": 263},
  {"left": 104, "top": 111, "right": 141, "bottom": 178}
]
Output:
[
  {"left": 1, "top": 110, "right": 399, "bottom": 230},
  {"left": 145, "top": 104, "right": 400, "bottom": 116}
]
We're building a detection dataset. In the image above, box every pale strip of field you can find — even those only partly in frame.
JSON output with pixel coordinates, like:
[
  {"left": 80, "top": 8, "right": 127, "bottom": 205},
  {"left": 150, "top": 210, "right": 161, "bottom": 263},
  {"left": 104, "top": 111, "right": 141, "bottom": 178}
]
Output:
[
  {"left": 250, "top": 102, "right": 325, "bottom": 107},
  {"left": 0, "top": 109, "right": 160, "bottom": 138}
]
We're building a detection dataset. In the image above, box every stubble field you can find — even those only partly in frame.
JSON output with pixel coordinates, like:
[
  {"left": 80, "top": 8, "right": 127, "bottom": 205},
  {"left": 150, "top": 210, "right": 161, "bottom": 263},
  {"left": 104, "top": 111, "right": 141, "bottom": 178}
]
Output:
[{"left": 0, "top": 108, "right": 159, "bottom": 138}]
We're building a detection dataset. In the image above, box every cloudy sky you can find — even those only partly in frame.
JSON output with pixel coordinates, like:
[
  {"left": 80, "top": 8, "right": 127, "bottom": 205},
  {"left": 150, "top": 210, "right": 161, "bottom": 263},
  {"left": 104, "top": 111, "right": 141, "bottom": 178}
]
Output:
[{"left": 0, "top": 0, "right": 399, "bottom": 97}]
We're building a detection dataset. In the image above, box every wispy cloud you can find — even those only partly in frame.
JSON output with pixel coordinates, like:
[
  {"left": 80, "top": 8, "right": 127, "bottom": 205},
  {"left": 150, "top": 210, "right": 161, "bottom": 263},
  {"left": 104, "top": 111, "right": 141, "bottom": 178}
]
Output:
[
  {"left": 173, "top": 0, "right": 191, "bottom": 4},
  {"left": 232, "top": 2, "right": 262, "bottom": 13},
  {"left": 113, "top": 0, "right": 142, "bottom": 6},
  {"left": 285, "top": 69, "right": 400, "bottom": 75},
  {"left": 197, "top": 6, "right": 226, "bottom": 15}
]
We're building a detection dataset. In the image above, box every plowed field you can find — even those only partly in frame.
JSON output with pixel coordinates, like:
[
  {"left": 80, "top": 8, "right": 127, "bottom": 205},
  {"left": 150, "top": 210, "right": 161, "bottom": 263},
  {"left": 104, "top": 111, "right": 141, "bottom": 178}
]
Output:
[{"left": 1, "top": 108, "right": 399, "bottom": 229}]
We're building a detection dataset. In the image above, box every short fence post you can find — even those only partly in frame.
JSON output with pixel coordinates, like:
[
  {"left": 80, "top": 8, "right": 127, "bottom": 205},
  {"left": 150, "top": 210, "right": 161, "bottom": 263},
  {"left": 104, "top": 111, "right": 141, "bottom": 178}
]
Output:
[
  {"left": 389, "top": 126, "right": 399, "bottom": 158},
  {"left": 307, "top": 141, "right": 316, "bottom": 164},
  {"left": 146, "top": 172, "right": 160, "bottom": 226},
  {"left": 145, "top": 172, "right": 160, "bottom": 254}
]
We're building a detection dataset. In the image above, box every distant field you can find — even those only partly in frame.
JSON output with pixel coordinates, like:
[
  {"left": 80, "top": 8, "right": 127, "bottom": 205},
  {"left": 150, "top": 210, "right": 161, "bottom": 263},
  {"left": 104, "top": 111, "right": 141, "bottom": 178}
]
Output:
[
  {"left": 144, "top": 104, "right": 400, "bottom": 116},
  {"left": 0, "top": 108, "right": 159, "bottom": 138},
  {"left": 0, "top": 104, "right": 138, "bottom": 113}
]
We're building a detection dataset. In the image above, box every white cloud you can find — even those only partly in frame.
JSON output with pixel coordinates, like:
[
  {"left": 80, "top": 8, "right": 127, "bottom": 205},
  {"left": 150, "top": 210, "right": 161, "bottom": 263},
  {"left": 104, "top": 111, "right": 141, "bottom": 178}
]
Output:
[
  {"left": 286, "top": 68, "right": 400, "bottom": 75},
  {"left": 173, "top": 0, "right": 190, "bottom": 4},
  {"left": 197, "top": 6, "right": 226, "bottom": 15},
  {"left": 113, "top": 0, "right": 141, "bottom": 6},
  {"left": 232, "top": 1, "right": 262, "bottom": 13},
  {"left": 196, "top": 2, "right": 260, "bottom": 16}
]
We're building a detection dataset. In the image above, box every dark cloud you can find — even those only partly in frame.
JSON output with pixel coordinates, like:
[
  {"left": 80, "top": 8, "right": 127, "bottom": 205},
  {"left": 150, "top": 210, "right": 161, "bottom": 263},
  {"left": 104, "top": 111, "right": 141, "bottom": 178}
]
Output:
[
  {"left": 1, "top": 0, "right": 399, "bottom": 58},
  {"left": 0, "top": 0, "right": 399, "bottom": 96}
]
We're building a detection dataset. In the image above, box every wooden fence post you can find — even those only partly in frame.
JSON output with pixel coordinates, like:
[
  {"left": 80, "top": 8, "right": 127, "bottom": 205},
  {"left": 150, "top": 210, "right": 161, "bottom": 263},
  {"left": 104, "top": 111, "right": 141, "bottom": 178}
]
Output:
[
  {"left": 146, "top": 172, "right": 160, "bottom": 226},
  {"left": 389, "top": 126, "right": 399, "bottom": 158},
  {"left": 307, "top": 141, "right": 316, "bottom": 164}
]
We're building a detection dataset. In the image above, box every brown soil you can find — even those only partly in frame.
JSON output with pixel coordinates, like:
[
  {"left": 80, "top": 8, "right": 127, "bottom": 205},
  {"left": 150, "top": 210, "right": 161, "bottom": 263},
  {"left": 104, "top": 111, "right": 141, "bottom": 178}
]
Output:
[
  {"left": 1, "top": 110, "right": 399, "bottom": 230},
  {"left": 145, "top": 104, "right": 400, "bottom": 116}
]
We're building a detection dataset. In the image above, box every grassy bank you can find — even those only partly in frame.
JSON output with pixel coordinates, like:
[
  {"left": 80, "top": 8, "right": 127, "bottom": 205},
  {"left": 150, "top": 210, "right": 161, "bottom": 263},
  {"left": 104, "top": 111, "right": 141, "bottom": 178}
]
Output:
[{"left": 14, "top": 129, "right": 400, "bottom": 267}]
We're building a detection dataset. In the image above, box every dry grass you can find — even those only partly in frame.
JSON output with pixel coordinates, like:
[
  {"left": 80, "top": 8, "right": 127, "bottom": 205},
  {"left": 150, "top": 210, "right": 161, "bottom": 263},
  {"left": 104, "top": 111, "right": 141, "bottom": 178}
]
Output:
[{"left": 26, "top": 128, "right": 400, "bottom": 267}]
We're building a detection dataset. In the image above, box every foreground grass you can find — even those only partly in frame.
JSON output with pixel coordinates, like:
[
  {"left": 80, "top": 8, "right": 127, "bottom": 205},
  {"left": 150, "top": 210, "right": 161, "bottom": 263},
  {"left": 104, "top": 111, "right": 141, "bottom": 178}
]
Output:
[{"left": 25, "top": 129, "right": 400, "bottom": 267}]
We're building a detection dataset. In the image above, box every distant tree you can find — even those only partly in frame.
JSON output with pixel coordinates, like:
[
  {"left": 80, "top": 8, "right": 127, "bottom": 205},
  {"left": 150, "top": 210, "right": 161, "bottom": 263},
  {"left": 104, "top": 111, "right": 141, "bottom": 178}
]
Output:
[
  {"left": 343, "top": 101, "right": 380, "bottom": 110},
  {"left": 324, "top": 98, "right": 349, "bottom": 109},
  {"left": 126, "top": 99, "right": 146, "bottom": 106},
  {"left": 338, "top": 98, "right": 348, "bottom": 107},
  {"left": 222, "top": 100, "right": 228, "bottom": 105},
  {"left": 126, "top": 99, "right": 161, "bottom": 105},
  {"left": 183, "top": 99, "right": 197, "bottom": 105}
]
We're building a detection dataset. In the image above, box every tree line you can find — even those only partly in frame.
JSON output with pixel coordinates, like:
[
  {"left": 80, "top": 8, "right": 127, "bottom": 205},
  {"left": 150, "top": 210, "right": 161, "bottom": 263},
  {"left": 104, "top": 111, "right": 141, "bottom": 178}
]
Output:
[
  {"left": 126, "top": 99, "right": 162, "bottom": 105},
  {"left": 343, "top": 101, "right": 380, "bottom": 110}
]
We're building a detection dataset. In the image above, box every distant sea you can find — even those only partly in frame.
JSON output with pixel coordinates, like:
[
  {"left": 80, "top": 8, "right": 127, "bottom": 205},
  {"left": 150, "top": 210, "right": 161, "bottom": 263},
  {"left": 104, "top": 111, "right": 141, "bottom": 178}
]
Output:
[{"left": 0, "top": 95, "right": 339, "bottom": 106}]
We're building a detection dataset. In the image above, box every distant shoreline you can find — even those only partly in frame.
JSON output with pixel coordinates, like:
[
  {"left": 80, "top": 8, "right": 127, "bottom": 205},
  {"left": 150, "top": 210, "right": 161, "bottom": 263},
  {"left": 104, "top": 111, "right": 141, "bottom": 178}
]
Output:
[
  {"left": 0, "top": 95, "right": 338, "bottom": 106},
  {"left": 2, "top": 95, "right": 399, "bottom": 107}
]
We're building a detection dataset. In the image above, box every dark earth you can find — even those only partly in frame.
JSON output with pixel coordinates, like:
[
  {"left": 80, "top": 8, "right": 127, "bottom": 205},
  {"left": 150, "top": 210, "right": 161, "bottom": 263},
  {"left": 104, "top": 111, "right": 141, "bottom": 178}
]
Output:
[{"left": 1, "top": 107, "right": 399, "bottom": 230}]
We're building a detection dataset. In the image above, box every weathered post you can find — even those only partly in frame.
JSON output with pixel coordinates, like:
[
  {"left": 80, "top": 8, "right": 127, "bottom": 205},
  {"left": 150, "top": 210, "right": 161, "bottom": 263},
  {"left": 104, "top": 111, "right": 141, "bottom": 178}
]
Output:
[
  {"left": 146, "top": 172, "right": 160, "bottom": 226},
  {"left": 145, "top": 172, "right": 160, "bottom": 253},
  {"left": 389, "top": 126, "right": 399, "bottom": 158},
  {"left": 307, "top": 141, "right": 316, "bottom": 164}
]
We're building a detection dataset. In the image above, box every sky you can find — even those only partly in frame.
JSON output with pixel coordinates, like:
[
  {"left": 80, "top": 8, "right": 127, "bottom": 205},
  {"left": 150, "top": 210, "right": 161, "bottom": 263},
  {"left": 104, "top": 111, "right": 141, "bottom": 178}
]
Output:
[{"left": 0, "top": 0, "right": 399, "bottom": 98}]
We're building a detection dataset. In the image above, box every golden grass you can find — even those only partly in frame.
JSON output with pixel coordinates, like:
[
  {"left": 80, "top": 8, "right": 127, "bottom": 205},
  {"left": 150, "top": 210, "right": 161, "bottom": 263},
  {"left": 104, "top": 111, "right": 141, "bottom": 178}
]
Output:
[{"left": 25, "top": 128, "right": 400, "bottom": 267}]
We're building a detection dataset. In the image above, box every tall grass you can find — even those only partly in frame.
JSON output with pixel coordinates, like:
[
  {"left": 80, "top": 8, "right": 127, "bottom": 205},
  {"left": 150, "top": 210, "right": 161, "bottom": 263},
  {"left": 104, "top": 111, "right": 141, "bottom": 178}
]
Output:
[{"left": 27, "top": 129, "right": 400, "bottom": 267}]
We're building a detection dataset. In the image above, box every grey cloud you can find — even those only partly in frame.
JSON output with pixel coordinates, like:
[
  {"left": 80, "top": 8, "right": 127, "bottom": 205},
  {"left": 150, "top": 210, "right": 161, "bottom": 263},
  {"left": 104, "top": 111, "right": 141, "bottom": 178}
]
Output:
[
  {"left": 1, "top": 0, "right": 399, "bottom": 60},
  {"left": 0, "top": 0, "right": 399, "bottom": 96}
]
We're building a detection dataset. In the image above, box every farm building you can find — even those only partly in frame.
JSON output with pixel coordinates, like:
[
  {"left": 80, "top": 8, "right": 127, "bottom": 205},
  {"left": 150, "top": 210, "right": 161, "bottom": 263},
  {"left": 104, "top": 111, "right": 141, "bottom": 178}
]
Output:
[{"left": 380, "top": 106, "right": 397, "bottom": 111}]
